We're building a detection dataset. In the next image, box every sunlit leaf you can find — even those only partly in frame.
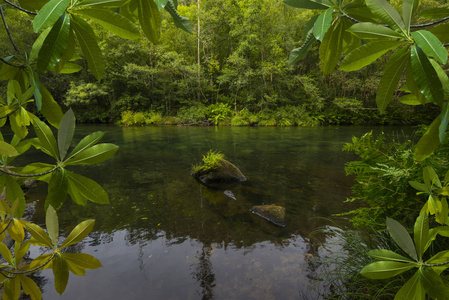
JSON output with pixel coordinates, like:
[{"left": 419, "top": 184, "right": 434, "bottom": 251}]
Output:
[
  {"left": 386, "top": 217, "right": 418, "bottom": 260},
  {"left": 348, "top": 22, "right": 404, "bottom": 40},
  {"left": 313, "top": 7, "right": 333, "bottom": 42},
  {"left": 411, "top": 30, "right": 448, "bottom": 64},
  {"left": 414, "top": 212, "right": 429, "bottom": 260},
  {"left": 30, "top": 28, "right": 51, "bottom": 63},
  {"left": 365, "top": 0, "right": 407, "bottom": 35},
  {"left": 4, "top": 277, "right": 20, "bottom": 300},
  {"left": 63, "top": 253, "right": 102, "bottom": 270},
  {"left": 0, "top": 242, "right": 14, "bottom": 266},
  {"left": 340, "top": 40, "right": 408, "bottom": 72},
  {"left": 46, "top": 205, "right": 59, "bottom": 248},
  {"left": 420, "top": 267, "right": 449, "bottom": 298},
  {"left": 376, "top": 46, "right": 409, "bottom": 112},
  {"left": 25, "top": 223, "right": 54, "bottom": 249},
  {"left": 58, "top": 109, "right": 75, "bottom": 161},
  {"left": 360, "top": 261, "right": 415, "bottom": 279},
  {"left": 41, "top": 85, "right": 63, "bottom": 128},
  {"left": 64, "top": 143, "right": 118, "bottom": 165},
  {"left": 402, "top": 0, "right": 419, "bottom": 34},
  {"left": 74, "top": 8, "right": 140, "bottom": 39},
  {"left": 58, "top": 62, "right": 83, "bottom": 74},
  {"left": 60, "top": 219, "right": 95, "bottom": 249},
  {"left": 5, "top": 175, "right": 25, "bottom": 218},
  {"left": 19, "top": 275, "right": 42, "bottom": 300},
  {"left": 52, "top": 254, "right": 69, "bottom": 295},
  {"left": 8, "top": 218, "right": 25, "bottom": 243},
  {"left": 66, "top": 131, "right": 104, "bottom": 161},
  {"left": 394, "top": 272, "right": 425, "bottom": 300},
  {"left": 33, "top": 0, "right": 70, "bottom": 32},
  {"left": 33, "top": 119, "right": 59, "bottom": 159},
  {"left": 319, "top": 19, "right": 345, "bottom": 74},
  {"left": 0, "top": 141, "right": 19, "bottom": 157},
  {"left": 368, "top": 249, "right": 414, "bottom": 263},
  {"left": 283, "top": 0, "right": 332, "bottom": 10}
]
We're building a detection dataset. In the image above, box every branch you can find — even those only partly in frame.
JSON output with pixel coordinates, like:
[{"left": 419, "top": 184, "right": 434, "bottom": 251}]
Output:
[
  {"left": 3, "top": 0, "right": 37, "bottom": 15},
  {"left": 0, "top": 5, "right": 19, "bottom": 52},
  {"left": 0, "top": 106, "right": 20, "bottom": 119},
  {"left": 0, "top": 166, "right": 58, "bottom": 178},
  {"left": 0, "top": 253, "right": 56, "bottom": 278},
  {"left": 0, "top": 57, "right": 25, "bottom": 69},
  {"left": 424, "top": 260, "right": 449, "bottom": 267},
  {"left": 410, "top": 16, "right": 449, "bottom": 28}
]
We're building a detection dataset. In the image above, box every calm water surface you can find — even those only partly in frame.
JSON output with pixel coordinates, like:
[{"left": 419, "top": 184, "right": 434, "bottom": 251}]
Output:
[{"left": 22, "top": 125, "right": 409, "bottom": 299}]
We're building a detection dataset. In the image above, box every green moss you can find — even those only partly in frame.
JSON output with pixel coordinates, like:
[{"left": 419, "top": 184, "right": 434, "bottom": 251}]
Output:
[{"left": 192, "top": 150, "right": 225, "bottom": 174}]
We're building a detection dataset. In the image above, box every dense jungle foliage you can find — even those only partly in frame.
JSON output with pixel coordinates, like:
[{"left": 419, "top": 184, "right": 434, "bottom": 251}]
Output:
[{"left": 0, "top": 0, "right": 443, "bottom": 125}]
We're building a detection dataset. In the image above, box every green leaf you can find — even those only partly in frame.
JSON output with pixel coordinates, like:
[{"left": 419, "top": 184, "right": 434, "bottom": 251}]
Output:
[
  {"left": 283, "top": 0, "right": 332, "bottom": 10},
  {"left": 59, "top": 62, "right": 83, "bottom": 74},
  {"left": 420, "top": 8, "right": 449, "bottom": 19},
  {"left": 398, "top": 94, "right": 423, "bottom": 105},
  {"left": 409, "top": 180, "right": 429, "bottom": 193},
  {"left": 415, "top": 115, "right": 441, "bottom": 162},
  {"left": 33, "top": 0, "right": 70, "bottom": 32},
  {"left": 414, "top": 212, "right": 429, "bottom": 260},
  {"left": 4, "top": 277, "right": 20, "bottom": 300},
  {"left": 66, "top": 131, "right": 104, "bottom": 161},
  {"left": 155, "top": 0, "right": 168, "bottom": 10},
  {"left": 426, "top": 250, "right": 449, "bottom": 274},
  {"left": 365, "top": 0, "right": 407, "bottom": 35},
  {"left": 423, "top": 166, "right": 442, "bottom": 189},
  {"left": 52, "top": 254, "right": 69, "bottom": 295},
  {"left": 58, "top": 109, "right": 75, "bottom": 161},
  {"left": 313, "top": 7, "right": 333, "bottom": 42},
  {"left": 5, "top": 175, "right": 25, "bottom": 218},
  {"left": 394, "top": 272, "right": 425, "bottom": 300},
  {"left": 289, "top": 30, "right": 316, "bottom": 65},
  {"left": 411, "top": 30, "right": 448, "bottom": 65},
  {"left": 8, "top": 218, "right": 25, "bottom": 243},
  {"left": 0, "top": 141, "right": 19, "bottom": 157},
  {"left": 14, "top": 241, "right": 30, "bottom": 266},
  {"left": 402, "top": 0, "right": 419, "bottom": 34},
  {"left": 67, "top": 171, "right": 109, "bottom": 205},
  {"left": 30, "top": 28, "right": 51, "bottom": 63},
  {"left": 25, "top": 223, "right": 54, "bottom": 248},
  {"left": 368, "top": 249, "right": 414, "bottom": 263},
  {"left": 319, "top": 19, "right": 345, "bottom": 75},
  {"left": 406, "top": 61, "right": 427, "bottom": 104},
  {"left": 348, "top": 22, "right": 404, "bottom": 40},
  {"left": 60, "top": 219, "right": 95, "bottom": 249},
  {"left": 10, "top": 110, "right": 28, "bottom": 139},
  {"left": 19, "top": 275, "right": 42, "bottom": 300},
  {"left": 164, "top": 0, "right": 192, "bottom": 34},
  {"left": 45, "top": 168, "right": 68, "bottom": 211},
  {"left": 19, "top": 0, "right": 49, "bottom": 11},
  {"left": 138, "top": 0, "right": 161, "bottom": 43},
  {"left": 387, "top": 217, "right": 418, "bottom": 260},
  {"left": 33, "top": 119, "right": 59, "bottom": 159},
  {"left": 75, "top": 0, "right": 127, "bottom": 8},
  {"left": 410, "top": 45, "right": 444, "bottom": 106},
  {"left": 360, "top": 261, "right": 415, "bottom": 279},
  {"left": 53, "top": 28, "right": 76, "bottom": 73},
  {"left": 41, "top": 85, "right": 63, "bottom": 128},
  {"left": 376, "top": 46, "right": 409, "bottom": 112},
  {"left": 420, "top": 267, "right": 449, "bottom": 299},
  {"left": 340, "top": 40, "right": 408, "bottom": 72},
  {"left": 74, "top": 8, "right": 140, "bottom": 40},
  {"left": 37, "top": 12, "right": 70, "bottom": 72},
  {"left": 63, "top": 253, "right": 102, "bottom": 270},
  {"left": 46, "top": 205, "right": 59, "bottom": 248},
  {"left": 64, "top": 143, "right": 118, "bottom": 165},
  {"left": 71, "top": 15, "right": 105, "bottom": 80},
  {"left": 0, "top": 242, "right": 14, "bottom": 266}
]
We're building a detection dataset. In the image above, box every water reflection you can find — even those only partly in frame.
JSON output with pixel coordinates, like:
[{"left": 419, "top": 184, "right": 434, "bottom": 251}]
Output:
[{"left": 22, "top": 126, "right": 411, "bottom": 299}]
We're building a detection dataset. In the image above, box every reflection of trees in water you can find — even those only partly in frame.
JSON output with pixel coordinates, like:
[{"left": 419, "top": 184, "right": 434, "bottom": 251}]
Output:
[{"left": 192, "top": 245, "right": 215, "bottom": 300}]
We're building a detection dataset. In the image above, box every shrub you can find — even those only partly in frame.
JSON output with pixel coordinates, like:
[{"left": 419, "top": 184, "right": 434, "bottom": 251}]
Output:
[{"left": 177, "top": 105, "right": 208, "bottom": 124}]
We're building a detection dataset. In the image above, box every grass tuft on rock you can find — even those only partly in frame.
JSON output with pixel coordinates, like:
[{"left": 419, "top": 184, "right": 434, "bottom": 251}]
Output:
[{"left": 193, "top": 150, "right": 225, "bottom": 174}]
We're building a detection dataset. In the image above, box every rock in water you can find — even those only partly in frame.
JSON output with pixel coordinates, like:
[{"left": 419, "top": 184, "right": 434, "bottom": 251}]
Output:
[
  {"left": 250, "top": 205, "right": 286, "bottom": 227},
  {"left": 193, "top": 159, "right": 246, "bottom": 189},
  {"left": 223, "top": 190, "right": 237, "bottom": 200}
]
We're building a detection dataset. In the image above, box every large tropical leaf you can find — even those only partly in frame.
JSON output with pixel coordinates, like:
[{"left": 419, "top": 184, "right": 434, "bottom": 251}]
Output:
[
  {"left": 74, "top": 8, "right": 140, "bottom": 40},
  {"left": 365, "top": 0, "right": 407, "bottom": 36},
  {"left": 348, "top": 22, "right": 404, "bottom": 40},
  {"left": 411, "top": 30, "right": 448, "bottom": 64},
  {"left": 289, "top": 30, "right": 316, "bottom": 65},
  {"left": 0, "top": 141, "right": 19, "bottom": 157},
  {"left": 66, "top": 131, "right": 105, "bottom": 161},
  {"left": 415, "top": 115, "right": 441, "bottom": 162},
  {"left": 19, "top": 275, "right": 42, "bottom": 300},
  {"left": 30, "top": 28, "right": 51, "bottom": 63},
  {"left": 33, "top": 119, "right": 59, "bottom": 159},
  {"left": 52, "top": 254, "right": 69, "bottom": 295},
  {"left": 46, "top": 205, "right": 59, "bottom": 248},
  {"left": 414, "top": 212, "right": 429, "bottom": 260},
  {"left": 420, "top": 8, "right": 449, "bottom": 19},
  {"left": 340, "top": 40, "right": 407, "bottom": 72},
  {"left": 319, "top": 19, "right": 345, "bottom": 74},
  {"left": 138, "top": 0, "right": 161, "bottom": 43},
  {"left": 33, "top": 0, "right": 70, "bottom": 32},
  {"left": 360, "top": 261, "right": 415, "bottom": 279},
  {"left": 410, "top": 45, "right": 444, "bottom": 106},
  {"left": 58, "top": 109, "right": 75, "bottom": 161},
  {"left": 376, "top": 46, "right": 409, "bottom": 112},
  {"left": 395, "top": 272, "right": 425, "bottom": 300},
  {"left": 430, "top": 23, "right": 449, "bottom": 44},
  {"left": 5, "top": 175, "right": 25, "bottom": 218},
  {"left": 440, "top": 103, "right": 449, "bottom": 143},
  {"left": 41, "top": 85, "right": 63, "bottom": 128},
  {"left": 60, "top": 219, "right": 95, "bottom": 249},
  {"left": 45, "top": 168, "right": 68, "bottom": 211},
  {"left": 66, "top": 171, "right": 109, "bottom": 205},
  {"left": 18, "top": 0, "right": 49, "bottom": 11},
  {"left": 63, "top": 253, "right": 102, "bottom": 270},
  {"left": 368, "top": 249, "right": 414, "bottom": 263},
  {"left": 71, "top": 15, "right": 105, "bottom": 80},
  {"left": 419, "top": 267, "right": 449, "bottom": 299},
  {"left": 74, "top": 0, "right": 127, "bottom": 8},
  {"left": 164, "top": 0, "right": 192, "bottom": 34},
  {"left": 64, "top": 143, "right": 118, "bottom": 165},
  {"left": 38, "top": 13, "right": 70, "bottom": 73},
  {"left": 402, "top": 0, "right": 419, "bottom": 34},
  {"left": 283, "top": 0, "right": 332, "bottom": 10},
  {"left": 386, "top": 217, "right": 418, "bottom": 260},
  {"left": 25, "top": 223, "right": 54, "bottom": 249},
  {"left": 313, "top": 7, "right": 333, "bottom": 42}
]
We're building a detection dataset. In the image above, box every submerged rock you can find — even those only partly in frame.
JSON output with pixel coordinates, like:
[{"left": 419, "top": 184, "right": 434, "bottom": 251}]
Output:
[
  {"left": 250, "top": 205, "right": 286, "bottom": 227},
  {"left": 193, "top": 159, "right": 246, "bottom": 189}
]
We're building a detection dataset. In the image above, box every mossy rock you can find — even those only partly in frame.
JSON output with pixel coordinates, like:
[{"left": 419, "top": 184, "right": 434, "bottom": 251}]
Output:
[
  {"left": 250, "top": 205, "right": 286, "bottom": 227},
  {"left": 193, "top": 159, "right": 246, "bottom": 189}
]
